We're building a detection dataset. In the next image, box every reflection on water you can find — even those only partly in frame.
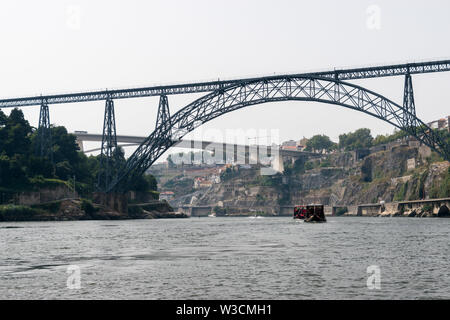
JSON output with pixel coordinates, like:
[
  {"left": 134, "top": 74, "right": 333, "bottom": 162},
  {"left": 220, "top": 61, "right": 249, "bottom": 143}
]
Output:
[{"left": 0, "top": 217, "right": 449, "bottom": 299}]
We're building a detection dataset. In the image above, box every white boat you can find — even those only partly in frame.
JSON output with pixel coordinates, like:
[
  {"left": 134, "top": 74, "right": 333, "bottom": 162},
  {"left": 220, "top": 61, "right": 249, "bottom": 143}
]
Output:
[{"left": 248, "top": 213, "right": 264, "bottom": 219}]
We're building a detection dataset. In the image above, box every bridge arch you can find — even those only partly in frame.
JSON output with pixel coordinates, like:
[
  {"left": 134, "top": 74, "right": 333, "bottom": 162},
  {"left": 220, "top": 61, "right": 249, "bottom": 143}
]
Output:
[{"left": 109, "top": 76, "right": 449, "bottom": 191}]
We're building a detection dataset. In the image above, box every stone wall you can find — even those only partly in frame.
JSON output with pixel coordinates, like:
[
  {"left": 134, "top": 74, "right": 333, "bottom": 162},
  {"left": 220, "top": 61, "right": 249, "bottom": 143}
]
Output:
[
  {"left": 398, "top": 198, "right": 450, "bottom": 216},
  {"left": 93, "top": 192, "right": 128, "bottom": 213},
  {"left": 128, "top": 190, "right": 159, "bottom": 203},
  {"left": 333, "top": 198, "right": 450, "bottom": 217},
  {"left": 16, "top": 185, "right": 76, "bottom": 206},
  {"left": 357, "top": 204, "right": 382, "bottom": 216}
]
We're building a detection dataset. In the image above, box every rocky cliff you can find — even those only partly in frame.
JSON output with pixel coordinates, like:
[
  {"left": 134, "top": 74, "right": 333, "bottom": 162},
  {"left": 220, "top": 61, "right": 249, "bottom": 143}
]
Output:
[
  {"left": 170, "top": 144, "right": 449, "bottom": 207},
  {"left": 0, "top": 198, "right": 185, "bottom": 221}
]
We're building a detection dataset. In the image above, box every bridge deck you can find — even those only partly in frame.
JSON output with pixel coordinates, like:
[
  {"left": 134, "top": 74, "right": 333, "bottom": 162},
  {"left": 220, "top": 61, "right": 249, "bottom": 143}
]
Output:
[
  {"left": 1, "top": 59, "right": 450, "bottom": 108},
  {"left": 74, "top": 133, "right": 320, "bottom": 157}
]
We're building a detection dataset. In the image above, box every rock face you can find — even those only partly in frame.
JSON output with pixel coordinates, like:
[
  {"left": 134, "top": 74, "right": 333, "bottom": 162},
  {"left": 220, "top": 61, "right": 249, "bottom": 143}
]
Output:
[
  {"left": 407, "top": 210, "right": 417, "bottom": 217},
  {"left": 93, "top": 192, "right": 128, "bottom": 214},
  {"left": 438, "top": 205, "right": 450, "bottom": 217},
  {"left": 310, "top": 147, "right": 449, "bottom": 206},
  {"left": 0, "top": 200, "right": 98, "bottom": 221},
  {"left": 167, "top": 145, "right": 449, "bottom": 209},
  {"left": 128, "top": 201, "right": 187, "bottom": 219},
  {"left": 0, "top": 198, "right": 184, "bottom": 221},
  {"left": 17, "top": 185, "right": 77, "bottom": 206}
]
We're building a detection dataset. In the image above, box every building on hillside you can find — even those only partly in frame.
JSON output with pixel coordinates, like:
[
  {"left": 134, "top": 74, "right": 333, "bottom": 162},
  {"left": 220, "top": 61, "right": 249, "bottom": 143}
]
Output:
[
  {"left": 427, "top": 116, "right": 449, "bottom": 131},
  {"left": 297, "top": 138, "right": 308, "bottom": 151},
  {"left": 281, "top": 139, "right": 308, "bottom": 151},
  {"left": 160, "top": 191, "right": 175, "bottom": 201},
  {"left": 282, "top": 140, "right": 297, "bottom": 147},
  {"left": 194, "top": 177, "right": 213, "bottom": 189},
  {"left": 210, "top": 175, "right": 221, "bottom": 184},
  {"left": 281, "top": 145, "right": 298, "bottom": 151},
  {"left": 218, "top": 164, "right": 233, "bottom": 174}
]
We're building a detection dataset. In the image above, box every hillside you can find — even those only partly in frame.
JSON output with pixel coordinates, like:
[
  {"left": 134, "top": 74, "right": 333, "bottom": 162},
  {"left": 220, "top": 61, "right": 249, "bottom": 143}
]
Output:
[{"left": 163, "top": 142, "right": 449, "bottom": 208}]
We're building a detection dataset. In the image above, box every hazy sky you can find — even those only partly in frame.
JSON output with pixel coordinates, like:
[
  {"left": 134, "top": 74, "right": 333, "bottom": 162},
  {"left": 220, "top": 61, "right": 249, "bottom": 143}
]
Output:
[{"left": 1, "top": 0, "right": 450, "bottom": 159}]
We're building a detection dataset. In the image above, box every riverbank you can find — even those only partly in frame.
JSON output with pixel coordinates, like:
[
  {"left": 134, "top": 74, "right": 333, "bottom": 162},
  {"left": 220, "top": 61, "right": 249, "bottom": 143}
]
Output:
[
  {"left": 176, "top": 197, "right": 450, "bottom": 218},
  {"left": 0, "top": 198, "right": 188, "bottom": 222},
  {"left": 334, "top": 197, "right": 450, "bottom": 218}
]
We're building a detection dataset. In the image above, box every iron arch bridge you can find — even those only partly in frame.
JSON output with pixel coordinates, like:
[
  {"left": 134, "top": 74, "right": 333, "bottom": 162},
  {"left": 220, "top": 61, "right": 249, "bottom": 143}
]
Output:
[
  {"left": 109, "top": 75, "right": 450, "bottom": 192},
  {"left": 2, "top": 59, "right": 450, "bottom": 192}
]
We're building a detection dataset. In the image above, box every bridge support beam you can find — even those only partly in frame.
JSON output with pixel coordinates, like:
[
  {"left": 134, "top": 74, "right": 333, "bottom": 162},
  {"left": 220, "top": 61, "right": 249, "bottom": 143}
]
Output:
[
  {"left": 403, "top": 73, "right": 417, "bottom": 129},
  {"left": 156, "top": 95, "right": 171, "bottom": 138},
  {"left": 35, "top": 101, "right": 53, "bottom": 162},
  {"left": 98, "top": 98, "right": 118, "bottom": 192}
]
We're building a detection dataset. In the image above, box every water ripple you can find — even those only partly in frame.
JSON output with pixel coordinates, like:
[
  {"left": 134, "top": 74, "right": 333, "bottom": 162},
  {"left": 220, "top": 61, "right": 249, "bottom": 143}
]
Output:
[{"left": 1, "top": 217, "right": 449, "bottom": 299}]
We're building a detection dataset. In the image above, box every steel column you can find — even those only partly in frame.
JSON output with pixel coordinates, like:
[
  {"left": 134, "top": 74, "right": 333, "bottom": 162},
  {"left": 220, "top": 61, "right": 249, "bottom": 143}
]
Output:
[
  {"left": 403, "top": 73, "right": 417, "bottom": 129},
  {"left": 98, "top": 98, "right": 118, "bottom": 191},
  {"left": 155, "top": 95, "right": 171, "bottom": 138},
  {"left": 35, "top": 102, "right": 53, "bottom": 162}
]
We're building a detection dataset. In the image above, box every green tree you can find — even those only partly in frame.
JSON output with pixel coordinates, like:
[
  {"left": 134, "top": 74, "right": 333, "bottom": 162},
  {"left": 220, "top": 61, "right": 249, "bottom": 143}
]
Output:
[
  {"left": 50, "top": 126, "right": 80, "bottom": 164},
  {"left": 0, "top": 109, "right": 160, "bottom": 196},
  {"left": 0, "top": 108, "right": 32, "bottom": 157},
  {"left": 339, "top": 128, "right": 373, "bottom": 151},
  {"left": 128, "top": 174, "right": 158, "bottom": 193},
  {"left": 373, "top": 129, "right": 408, "bottom": 146},
  {"left": 305, "top": 135, "right": 337, "bottom": 153},
  {"left": 0, "top": 155, "right": 29, "bottom": 189},
  {"left": 26, "top": 156, "right": 54, "bottom": 178},
  {"left": 0, "top": 109, "right": 33, "bottom": 190},
  {"left": 0, "top": 110, "right": 7, "bottom": 126},
  {"left": 29, "top": 125, "right": 96, "bottom": 183}
]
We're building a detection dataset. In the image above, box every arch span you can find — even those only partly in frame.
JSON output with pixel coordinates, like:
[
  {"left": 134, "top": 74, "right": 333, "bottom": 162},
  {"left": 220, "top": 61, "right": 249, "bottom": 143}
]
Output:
[{"left": 109, "top": 76, "right": 450, "bottom": 192}]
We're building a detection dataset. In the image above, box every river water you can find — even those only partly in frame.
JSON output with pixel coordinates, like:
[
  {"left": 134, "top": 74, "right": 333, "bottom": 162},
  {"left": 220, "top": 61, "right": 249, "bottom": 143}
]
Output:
[{"left": 1, "top": 217, "right": 449, "bottom": 299}]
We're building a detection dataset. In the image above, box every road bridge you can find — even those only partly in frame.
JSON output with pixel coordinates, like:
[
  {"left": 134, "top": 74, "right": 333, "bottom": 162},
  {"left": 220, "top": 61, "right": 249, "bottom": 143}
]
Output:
[
  {"left": 73, "top": 132, "right": 319, "bottom": 157},
  {"left": 74, "top": 132, "right": 318, "bottom": 173},
  {"left": 1, "top": 59, "right": 450, "bottom": 108}
]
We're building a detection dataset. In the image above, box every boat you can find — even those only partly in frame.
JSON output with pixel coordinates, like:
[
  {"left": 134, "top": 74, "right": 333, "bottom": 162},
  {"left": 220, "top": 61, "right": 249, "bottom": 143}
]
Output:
[
  {"left": 293, "top": 205, "right": 307, "bottom": 220},
  {"left": 294, "top": 204, "right": 326, "bottom": 223},
  {"left": 248, "top": 212, "right": 264, "bottom": 219},
  {"left": 304, "top": 204, "right": 326, "bottom": 223}
]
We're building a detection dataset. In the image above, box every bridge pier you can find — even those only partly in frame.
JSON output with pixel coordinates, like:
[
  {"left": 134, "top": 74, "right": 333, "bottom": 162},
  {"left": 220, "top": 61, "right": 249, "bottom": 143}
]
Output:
[
  {"left": 156, "top": 95, "right": 171, "bottom": 136},
  {"left": 35, "top": 101, "right": 53, "bottom": 162},
  {"left": 97, "top": 97, "right": 118, "bottom": 192},
  {"left": 403, "top": 72, "right": 417, "bottom": 128},
  {"left": 93, "top": 192, "right": 128, "bottom": 213}
]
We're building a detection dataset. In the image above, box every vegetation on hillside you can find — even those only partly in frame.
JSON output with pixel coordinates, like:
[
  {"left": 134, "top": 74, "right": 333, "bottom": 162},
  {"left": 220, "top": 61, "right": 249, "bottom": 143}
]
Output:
[
  {"left": 339, "top": 128, "right": 373, "bottom": 151},
  {"left": 0, "top": 108, "right": 157, "bottom": 198},
  {"left": 372, "top": 129, "right": 408, "bottom": 146},
  {"left": 304, "top": 135, "right": 337, "bottom": 153}
]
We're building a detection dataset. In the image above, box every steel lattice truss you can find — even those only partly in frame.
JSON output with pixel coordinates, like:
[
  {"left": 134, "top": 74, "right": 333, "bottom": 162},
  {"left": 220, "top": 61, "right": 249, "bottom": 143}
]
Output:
[
  {"left": 403, "top": 73, "right": 417, "bottom": 128},
  {"left": 98, "top": 98, "right": 118, "bottom": 192},
  {"left": 155, "top": 95, "right": 172, "bottom": 138},
  {"left": 35, "top": 102, "right": 53, "bottom": 161},
  {"left": 324, "top": 60, "right": 450, "bottom": 80},
  {"left": 108, "top": 76, "right": 450, "bottom": 192},
  {"left": 1, "top": 59, "right": 450, "bottom": 108}
]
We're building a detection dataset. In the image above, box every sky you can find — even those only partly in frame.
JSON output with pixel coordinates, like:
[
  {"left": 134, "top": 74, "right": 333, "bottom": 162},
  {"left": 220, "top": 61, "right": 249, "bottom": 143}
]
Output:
[{"left": 1, "top": 0, "right": 450, "bottom": 161}]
